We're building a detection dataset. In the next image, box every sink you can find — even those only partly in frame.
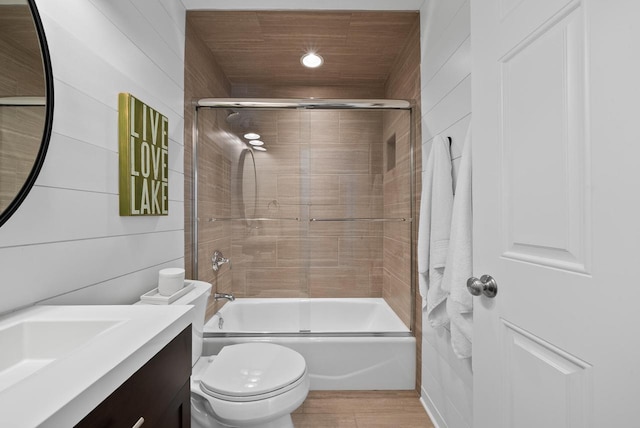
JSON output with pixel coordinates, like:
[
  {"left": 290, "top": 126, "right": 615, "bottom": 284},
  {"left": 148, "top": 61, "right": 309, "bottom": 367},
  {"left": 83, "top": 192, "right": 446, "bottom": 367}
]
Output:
[
  {"left": 0, "top": 319, "right": 123, "bottom": 393},
  {"left": 0, "top": 305, "right": 193, "bottom": 427}
]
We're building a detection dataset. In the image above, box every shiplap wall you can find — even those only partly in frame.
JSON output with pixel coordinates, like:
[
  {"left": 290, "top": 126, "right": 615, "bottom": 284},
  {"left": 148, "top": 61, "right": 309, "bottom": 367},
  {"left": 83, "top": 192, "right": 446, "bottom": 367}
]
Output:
[
  {"left": 419, "top": 0, "right": 473, "bottom": 427},
  {"left": 0, "top": 0, "right": 187, "bottom": 315}
]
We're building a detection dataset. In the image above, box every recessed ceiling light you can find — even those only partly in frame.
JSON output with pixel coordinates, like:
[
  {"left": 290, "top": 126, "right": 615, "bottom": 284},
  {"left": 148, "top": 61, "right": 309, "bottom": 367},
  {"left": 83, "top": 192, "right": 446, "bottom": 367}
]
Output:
[
  {"left": 249, "top": 140, "right": 264, "bottom": 146},
  {"left": 244, "top": 132, "right": 260, "bottom": 140},
  {"left": 301, "top": 52, "right": 324, "bottom": 68},
  {"left": 253, "top": 146, "right": 267, "bottom": 152}
]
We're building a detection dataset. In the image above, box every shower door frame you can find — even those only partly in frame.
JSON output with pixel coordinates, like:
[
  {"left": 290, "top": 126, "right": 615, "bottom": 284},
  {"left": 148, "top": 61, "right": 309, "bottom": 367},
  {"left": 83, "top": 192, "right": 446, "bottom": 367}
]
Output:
[{"left": 191, "top": 98, "right": 416, "bottom": 332}]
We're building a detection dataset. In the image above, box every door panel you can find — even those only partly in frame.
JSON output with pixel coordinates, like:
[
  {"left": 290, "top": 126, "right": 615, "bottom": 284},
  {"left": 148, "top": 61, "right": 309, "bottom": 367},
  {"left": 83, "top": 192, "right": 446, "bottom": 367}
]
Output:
[
  {"left": 500, "top": 4, "right": 589, "bottom": 273},
  {"left": 497, "top": 0, "right": 576, "bottom": 53},
  {"left": 471, "top": 0, "right": 596, "bottom": 427},
  {"left": 474, "top": 0, "right": 640, "bottom": 424},
  {"left": 473, "top": 0, "right": 640, "bottom": 426},
  {"left": 501, "top": 320, "right": 592, "bottom": 428}
]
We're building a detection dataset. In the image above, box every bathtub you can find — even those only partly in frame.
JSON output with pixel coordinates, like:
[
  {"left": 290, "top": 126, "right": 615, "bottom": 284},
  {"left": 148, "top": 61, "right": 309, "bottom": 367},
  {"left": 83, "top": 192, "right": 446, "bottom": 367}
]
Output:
[{"left": 203, "top": 298, "right": 416, "bottom": 390}]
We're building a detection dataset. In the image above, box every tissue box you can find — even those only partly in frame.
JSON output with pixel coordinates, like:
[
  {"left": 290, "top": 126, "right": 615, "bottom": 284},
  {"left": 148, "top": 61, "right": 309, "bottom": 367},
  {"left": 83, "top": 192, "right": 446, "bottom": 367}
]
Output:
[{"left": 158, "top": 268, "right": 185, "bottom": 296}]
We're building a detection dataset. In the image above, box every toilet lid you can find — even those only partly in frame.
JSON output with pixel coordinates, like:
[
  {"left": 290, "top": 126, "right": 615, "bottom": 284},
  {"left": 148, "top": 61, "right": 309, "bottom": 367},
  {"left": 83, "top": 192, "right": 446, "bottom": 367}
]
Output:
[{"left": 200, "top": 343, "right": 306, "bottom": 400}]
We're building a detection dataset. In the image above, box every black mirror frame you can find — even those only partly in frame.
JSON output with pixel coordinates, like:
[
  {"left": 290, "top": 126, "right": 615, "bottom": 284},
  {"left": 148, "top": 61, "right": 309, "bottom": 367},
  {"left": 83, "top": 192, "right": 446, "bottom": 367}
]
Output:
[{"left": 0, "top": 0, "right": 54, "bottom": 229}]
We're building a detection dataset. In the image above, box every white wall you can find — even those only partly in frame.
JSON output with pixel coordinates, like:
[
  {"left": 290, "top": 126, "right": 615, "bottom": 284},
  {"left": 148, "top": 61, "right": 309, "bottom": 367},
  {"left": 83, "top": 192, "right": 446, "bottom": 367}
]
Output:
[
  {"left": 0, "top": 0, "right": 187, "bottom": 315},
  {"left": 419, "top": 0, "right": 473, "bottom": 427}
]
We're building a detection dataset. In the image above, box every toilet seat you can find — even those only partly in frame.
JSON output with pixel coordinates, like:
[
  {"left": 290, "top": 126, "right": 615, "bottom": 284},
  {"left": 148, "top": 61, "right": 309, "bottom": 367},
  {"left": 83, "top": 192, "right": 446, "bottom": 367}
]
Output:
[{"left": 199, "top": 343, "right": 307, "bottom": 402}]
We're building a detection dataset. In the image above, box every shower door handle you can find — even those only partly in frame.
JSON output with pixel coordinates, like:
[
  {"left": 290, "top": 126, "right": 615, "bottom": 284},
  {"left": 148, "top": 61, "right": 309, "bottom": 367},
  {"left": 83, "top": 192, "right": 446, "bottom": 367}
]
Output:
[{"left": 467, "top": 275, "right": 498, "bottom": 298}]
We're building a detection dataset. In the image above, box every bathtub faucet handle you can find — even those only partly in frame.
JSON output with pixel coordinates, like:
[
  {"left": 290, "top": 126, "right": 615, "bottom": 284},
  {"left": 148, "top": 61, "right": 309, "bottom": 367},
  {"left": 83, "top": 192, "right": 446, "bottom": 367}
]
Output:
[{"left": 212, "top": 250, "right": 231, "bottom": 272}]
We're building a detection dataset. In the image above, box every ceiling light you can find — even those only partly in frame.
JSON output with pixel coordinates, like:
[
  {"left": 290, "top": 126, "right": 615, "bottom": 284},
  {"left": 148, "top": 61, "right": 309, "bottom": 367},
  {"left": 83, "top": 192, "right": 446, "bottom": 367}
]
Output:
[
  {"left": 253, "top": 147, "right": 267, "bottom": 152},
  {"left": 244, "top": 132, "right": 260, "bottom": 140},
  {"left": 301, "top": 52, "right": 323, "bottom": 68},
  {"left": 249, "top": 140, "right": 264, "bottom": 146}
]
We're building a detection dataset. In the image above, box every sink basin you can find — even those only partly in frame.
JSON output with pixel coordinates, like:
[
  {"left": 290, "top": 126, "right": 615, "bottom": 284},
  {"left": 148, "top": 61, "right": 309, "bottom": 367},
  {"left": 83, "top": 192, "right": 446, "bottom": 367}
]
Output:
[{"left": 0, "top": 319, "right": 123, "bottom": 393}]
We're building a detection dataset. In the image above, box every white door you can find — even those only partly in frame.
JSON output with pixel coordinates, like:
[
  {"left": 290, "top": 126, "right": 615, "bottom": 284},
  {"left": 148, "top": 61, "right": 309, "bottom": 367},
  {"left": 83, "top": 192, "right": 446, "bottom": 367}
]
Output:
[{"left": 471, "top": 0, "right": 640, "bottom": 427}]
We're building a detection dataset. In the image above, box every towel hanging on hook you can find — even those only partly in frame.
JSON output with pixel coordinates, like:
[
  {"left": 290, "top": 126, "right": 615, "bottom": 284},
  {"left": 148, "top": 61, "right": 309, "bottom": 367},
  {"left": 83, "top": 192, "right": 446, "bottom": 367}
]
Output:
[
  {"left": 447, "top": 137, "right": 455, "bottom": 195},
  {"left": 448, "top": 136, "right": 463, "bottom": 162}
]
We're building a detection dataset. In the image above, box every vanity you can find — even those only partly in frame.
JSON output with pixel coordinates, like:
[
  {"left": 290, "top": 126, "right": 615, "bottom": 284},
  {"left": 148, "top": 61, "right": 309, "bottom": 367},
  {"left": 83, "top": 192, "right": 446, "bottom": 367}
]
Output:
[{"left": 0, "top": 305, "right": 193, "bottom": 427}]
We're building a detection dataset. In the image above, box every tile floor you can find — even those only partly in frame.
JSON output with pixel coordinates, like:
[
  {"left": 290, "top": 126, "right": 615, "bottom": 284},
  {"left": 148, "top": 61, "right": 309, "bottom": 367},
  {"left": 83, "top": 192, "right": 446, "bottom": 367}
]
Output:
[{"left": 292, "top": 391, "right": 435, "bottom": 427}]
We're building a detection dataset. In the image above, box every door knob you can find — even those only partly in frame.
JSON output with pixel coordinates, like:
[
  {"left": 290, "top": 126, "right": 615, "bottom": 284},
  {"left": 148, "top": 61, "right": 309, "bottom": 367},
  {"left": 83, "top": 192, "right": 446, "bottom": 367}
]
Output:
[{"left": 467, "top": 275, "right": 498, "bottom": 298}]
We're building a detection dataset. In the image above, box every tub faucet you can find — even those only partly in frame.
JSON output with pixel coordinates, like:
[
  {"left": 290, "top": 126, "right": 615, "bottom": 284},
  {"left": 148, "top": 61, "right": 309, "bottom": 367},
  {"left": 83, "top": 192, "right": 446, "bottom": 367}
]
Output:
[
  {"left": 212, "top": 250, "right": 231, "bottom": 272},
  {"left": 214, "top": 292, "right": 235, "bottom": 302}
]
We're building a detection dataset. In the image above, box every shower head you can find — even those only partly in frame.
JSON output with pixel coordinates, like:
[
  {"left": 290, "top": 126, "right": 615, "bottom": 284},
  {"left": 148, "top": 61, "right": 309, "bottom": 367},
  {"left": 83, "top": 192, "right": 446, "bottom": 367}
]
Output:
[{"left": 226, "top": 110, "right": 240, "bottom": 122}]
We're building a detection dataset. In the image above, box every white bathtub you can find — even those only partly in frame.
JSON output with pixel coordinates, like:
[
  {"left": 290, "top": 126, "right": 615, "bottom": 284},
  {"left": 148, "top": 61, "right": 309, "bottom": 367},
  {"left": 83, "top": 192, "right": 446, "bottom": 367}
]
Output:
[{"left": 203, "top": 298, "right": 416, "bottom": 390}]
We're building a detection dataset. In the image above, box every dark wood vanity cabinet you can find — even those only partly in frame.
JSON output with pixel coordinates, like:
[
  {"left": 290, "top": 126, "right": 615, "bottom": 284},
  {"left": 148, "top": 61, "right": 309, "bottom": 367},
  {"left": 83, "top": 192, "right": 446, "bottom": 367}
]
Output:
[{"left": 76, "top": 325, "right": 192, "bottom": 428}]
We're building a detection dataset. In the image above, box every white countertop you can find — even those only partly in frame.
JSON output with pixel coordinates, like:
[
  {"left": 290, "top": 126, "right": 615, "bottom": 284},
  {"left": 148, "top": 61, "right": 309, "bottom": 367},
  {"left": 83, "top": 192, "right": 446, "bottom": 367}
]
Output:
[{"left": 0, "top": 304, "right": 193, "bottom": 427}]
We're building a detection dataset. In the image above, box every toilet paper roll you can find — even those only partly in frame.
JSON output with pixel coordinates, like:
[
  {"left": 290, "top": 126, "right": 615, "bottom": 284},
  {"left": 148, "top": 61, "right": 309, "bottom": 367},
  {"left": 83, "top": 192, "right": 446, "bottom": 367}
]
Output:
[{"left": 158, "top": 268, "right": 185, "bottom": 296}]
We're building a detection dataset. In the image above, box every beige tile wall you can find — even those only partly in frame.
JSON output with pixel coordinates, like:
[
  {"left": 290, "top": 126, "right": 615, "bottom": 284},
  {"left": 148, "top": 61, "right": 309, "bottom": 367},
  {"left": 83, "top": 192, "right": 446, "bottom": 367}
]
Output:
[
  {"left": 184, "top": 21, "right": 234, "bottom": 318},
  {"left": 228, "top": 109, "right": 387, "bottom": 299},
  {"left": 185, "top": 105, "right": 416, "bottom": 322},
  {"left": 383, "top": 17, "right": 422, "bottom": 391},
  {"left": 185, "top": 14, "right": 421, "bottom": 349},
  {"left": 382, "top": 110, "right": 413, "bottom": 327}
]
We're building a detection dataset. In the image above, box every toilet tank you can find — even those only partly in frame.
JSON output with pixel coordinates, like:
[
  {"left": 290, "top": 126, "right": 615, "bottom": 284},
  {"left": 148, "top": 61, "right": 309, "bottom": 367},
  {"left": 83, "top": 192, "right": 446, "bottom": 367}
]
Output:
[{"left": 139, "top": 280, "right": 212, "bottom": 366}]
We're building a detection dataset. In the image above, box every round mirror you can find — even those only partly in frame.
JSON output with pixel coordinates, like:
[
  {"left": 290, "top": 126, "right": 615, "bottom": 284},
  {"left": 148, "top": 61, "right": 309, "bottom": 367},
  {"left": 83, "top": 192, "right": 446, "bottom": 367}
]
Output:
[
  {"left": 237, "top": 148, "right": 257, "bottom": 226},
  {"left": 0, "top": 0, "right": 54, "bottom": 228}
]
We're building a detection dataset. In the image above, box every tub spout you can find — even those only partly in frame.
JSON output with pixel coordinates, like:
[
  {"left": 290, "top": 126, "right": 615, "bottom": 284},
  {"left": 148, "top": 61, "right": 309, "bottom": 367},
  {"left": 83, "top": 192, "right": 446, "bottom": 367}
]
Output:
[{"left": 214, "top": 292, "right": 235, "bottom": 302}]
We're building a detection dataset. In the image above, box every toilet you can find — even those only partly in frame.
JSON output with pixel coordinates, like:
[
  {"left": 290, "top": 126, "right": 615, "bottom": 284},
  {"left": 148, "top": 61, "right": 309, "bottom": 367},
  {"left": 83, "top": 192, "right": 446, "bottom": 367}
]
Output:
[{"left": 139, "top": 280, "right": 309, "bottom": 428}]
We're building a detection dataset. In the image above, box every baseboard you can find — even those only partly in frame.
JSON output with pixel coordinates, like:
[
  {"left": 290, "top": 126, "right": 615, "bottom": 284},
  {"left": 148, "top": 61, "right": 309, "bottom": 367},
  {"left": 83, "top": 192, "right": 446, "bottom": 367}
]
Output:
[{"left": 420, "top": 387, "right": 446, "bottom": 428}]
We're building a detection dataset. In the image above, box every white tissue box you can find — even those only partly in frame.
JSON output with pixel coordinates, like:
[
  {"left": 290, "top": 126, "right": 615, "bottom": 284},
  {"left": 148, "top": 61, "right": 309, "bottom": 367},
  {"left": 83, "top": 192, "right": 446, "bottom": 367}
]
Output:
[{"left": 158, "top": 267, "right": 185, "bottom": 296}]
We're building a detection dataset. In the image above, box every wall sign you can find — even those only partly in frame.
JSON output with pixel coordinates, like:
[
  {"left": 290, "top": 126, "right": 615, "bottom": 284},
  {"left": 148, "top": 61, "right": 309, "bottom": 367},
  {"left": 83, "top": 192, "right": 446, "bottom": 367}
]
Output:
[{"left": 118, "top": 93, "right": 169, "bottom": 216}]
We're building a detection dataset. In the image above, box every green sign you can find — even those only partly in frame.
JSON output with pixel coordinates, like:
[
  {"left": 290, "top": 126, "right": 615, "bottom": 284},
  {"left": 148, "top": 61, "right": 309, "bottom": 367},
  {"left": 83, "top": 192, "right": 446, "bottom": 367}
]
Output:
[{"left": 118, "top": 93, "right": 169, "bottom": 216}]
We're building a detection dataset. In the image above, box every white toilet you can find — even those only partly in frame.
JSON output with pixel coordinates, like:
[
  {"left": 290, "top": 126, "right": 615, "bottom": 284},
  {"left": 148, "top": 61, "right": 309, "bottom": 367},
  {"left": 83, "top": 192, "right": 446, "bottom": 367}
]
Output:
[{"left": 140, "top": 280, "right": 309, "bottom": 428}]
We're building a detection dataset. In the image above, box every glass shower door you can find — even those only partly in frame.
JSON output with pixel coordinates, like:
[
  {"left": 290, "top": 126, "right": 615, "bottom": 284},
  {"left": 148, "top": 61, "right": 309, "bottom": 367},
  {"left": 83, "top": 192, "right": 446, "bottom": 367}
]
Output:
[{"left": 195, "top": 104, "right": 413, "bottom": 330}]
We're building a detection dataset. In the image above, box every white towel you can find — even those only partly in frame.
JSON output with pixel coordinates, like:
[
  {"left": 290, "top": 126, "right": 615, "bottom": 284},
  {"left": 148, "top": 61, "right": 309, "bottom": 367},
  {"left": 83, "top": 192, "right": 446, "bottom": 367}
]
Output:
[
  {"left": 442, "top": 124, "right": 473, "bottom": 359},
  {"left": 418, "top": 135, "right": 454, "bottom": 327}
]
